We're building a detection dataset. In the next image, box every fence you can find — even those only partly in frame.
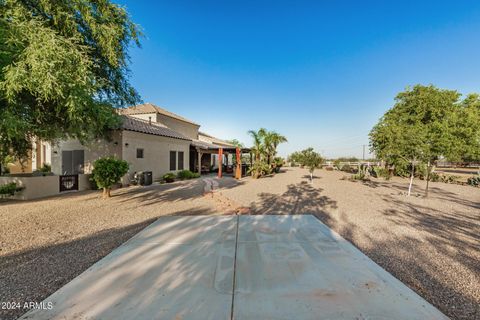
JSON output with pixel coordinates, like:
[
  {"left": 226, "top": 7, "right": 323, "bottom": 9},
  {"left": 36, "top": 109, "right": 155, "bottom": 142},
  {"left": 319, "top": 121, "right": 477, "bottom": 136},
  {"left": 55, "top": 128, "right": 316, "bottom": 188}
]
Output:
[{"left": 0, "top": 174, "right": 91, "bottom": 200}]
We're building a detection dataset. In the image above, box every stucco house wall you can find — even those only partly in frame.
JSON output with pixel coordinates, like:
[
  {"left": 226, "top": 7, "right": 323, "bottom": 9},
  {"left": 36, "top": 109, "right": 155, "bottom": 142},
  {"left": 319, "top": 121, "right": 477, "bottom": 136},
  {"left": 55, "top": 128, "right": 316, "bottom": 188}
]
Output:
[
  {"left": 127, "top": 112, "right": 199, "bottom": 140},
  {"left": 155, "top": 114, "right": 199, "bottom": 140},
  {"left": 51, "top": 131, "right": 123, "bottom": 175},
  {"left": 121, "top": 130, "right": 190, "bottom": 183}
]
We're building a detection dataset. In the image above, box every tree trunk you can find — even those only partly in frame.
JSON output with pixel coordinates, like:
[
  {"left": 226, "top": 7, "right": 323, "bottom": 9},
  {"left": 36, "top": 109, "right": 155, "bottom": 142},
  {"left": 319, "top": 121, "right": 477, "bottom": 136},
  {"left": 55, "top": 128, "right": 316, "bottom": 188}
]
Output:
[
  {"left": 310, "top": 170, "right": 313, "bottom": 183},
  {"left": 102, "top": 187, "right": 111, "bottom": 199},
  {"left": 425, "top": 160, "right": 431, "bottom": 198},
  {"left": 407, "top": 161, "right": 415, "bottom": 196}
]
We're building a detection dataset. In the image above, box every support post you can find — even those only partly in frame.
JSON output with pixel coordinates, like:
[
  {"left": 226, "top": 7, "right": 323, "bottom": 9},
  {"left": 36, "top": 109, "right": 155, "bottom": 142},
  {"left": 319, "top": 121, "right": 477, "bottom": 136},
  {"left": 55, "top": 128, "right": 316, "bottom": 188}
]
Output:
[
  {"left": 197, "top": 150, "right": 202, "bottom": 174},
  {"left": 218, "top": 148, "right": 223, "bottom": 178},
  {"left": 235, "top": 147, "right": 241, "bottom": 179}
]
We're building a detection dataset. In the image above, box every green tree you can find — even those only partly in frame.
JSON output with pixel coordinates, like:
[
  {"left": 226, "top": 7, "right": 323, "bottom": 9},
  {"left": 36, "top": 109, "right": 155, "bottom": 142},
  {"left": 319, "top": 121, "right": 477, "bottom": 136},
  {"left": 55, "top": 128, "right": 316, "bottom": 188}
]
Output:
[
  {"left": 300, "top": 148, "right": 323, "bottom": 182},
  {"left": 91, "top": 157, "right": 129, "bottom": 198},
  {"left": 247, "top": 128, "right": 287, "bottom": 178},
  {"left": 226, "top": 139, "right": 244, "bottom": 148},
  {"left": 0, "top": 0, "right": 141, "bottom": 163},
  {"left": 370, "top": 85, "right": 467, "bottom": 196},
  {"left": 247, "top": 129, "right": 264, "bottom": 163},
  {"left": 265, "top": 131, "right": 287, "bottom": 167},
  {"left": 454, "top": 94, "right": 480, "bottom": 162}
]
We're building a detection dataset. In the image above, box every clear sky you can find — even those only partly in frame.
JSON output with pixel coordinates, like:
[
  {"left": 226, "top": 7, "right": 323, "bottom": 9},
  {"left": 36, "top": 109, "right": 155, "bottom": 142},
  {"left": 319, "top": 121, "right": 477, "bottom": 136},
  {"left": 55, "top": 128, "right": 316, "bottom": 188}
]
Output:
[{"left": 116, "top": 0, "right": 480, "bottom": 158}]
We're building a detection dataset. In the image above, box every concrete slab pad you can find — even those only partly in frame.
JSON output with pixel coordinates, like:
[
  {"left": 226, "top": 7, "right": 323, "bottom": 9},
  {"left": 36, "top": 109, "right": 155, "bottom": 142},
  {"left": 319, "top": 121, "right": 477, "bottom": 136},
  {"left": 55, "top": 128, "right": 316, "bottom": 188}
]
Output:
[
  {"left": 233, "top": 215, "right": 448, "bottom": 320},
  {"left": 20, "top": 216, "right": 237, "bottom": 320}
]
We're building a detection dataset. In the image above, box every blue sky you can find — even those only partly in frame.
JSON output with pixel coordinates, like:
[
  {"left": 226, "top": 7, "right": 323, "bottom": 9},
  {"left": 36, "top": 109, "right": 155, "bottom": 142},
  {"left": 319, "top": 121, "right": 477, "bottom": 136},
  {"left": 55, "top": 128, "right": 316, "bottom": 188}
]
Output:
[{"left": 116, "top": 0, "right": 480, "bottom": 158}]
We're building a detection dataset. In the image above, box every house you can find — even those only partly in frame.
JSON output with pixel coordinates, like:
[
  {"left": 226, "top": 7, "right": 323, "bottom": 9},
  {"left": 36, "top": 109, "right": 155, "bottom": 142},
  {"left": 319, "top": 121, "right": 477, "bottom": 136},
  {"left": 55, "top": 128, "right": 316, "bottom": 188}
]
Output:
[{"left": 6, "top": 103, "right": 245, "bottom": 185}]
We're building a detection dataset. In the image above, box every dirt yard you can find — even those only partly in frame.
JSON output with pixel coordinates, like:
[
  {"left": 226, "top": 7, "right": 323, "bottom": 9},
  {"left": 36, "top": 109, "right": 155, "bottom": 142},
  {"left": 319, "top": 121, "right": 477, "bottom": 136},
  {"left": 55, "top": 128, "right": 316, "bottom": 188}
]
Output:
[{"left": 1, "top": 167, "right": 479, "bottom": 319}]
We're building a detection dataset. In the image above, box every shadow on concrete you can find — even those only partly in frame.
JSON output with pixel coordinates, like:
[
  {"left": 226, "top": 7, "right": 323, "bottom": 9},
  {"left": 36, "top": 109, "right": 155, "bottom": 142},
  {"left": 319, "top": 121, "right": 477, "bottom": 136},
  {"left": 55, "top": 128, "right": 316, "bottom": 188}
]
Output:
[{"left": 0, "top": 208, "right": 214, "bottom": 320}]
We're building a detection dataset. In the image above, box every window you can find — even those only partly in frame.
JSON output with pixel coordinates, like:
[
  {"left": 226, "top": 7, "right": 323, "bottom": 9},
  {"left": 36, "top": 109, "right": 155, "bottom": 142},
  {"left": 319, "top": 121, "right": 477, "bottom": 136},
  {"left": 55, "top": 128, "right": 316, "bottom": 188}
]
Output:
[
  {"left": 178, "top": 151, "right": 184, "bottom": 170},
  {"left": 170, "top": 151, "right": 176, "bottom": 170},
  {"left": 136, "top": 148, "right": 144, "bottom": 159}
]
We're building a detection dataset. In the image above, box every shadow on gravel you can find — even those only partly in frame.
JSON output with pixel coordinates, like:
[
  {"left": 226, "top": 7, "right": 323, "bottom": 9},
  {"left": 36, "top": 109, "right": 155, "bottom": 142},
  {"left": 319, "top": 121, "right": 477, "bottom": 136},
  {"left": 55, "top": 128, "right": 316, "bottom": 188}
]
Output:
[
  {"left": 112, "top": 177, "right": 244, "bottom": 206},
  {"left": 334, "top": 214, "right": 480, "bottom": 320},
  {"left": 247, "top": 181, "right": 338, "bottom": 226},
  {"left": 0, "top": 207, "right": 213, "bottom": 320}
]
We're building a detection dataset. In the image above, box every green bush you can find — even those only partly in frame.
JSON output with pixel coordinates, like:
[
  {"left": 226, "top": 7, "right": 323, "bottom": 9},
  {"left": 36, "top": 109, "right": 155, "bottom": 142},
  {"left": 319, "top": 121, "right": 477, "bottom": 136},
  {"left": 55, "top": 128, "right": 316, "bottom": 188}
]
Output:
[
  {"left": 372, "top": 166, "right": 390, "bottom": 180},
  {"left": 467, "top": 176, "right": 480, "bottom": 187},
  {"left": 393, "top": 162, "right": 411, "bottom": 178},
  {"left": 177, "top": 170, "right": 200, "bottom": 180},
  {"left": 39, "top": 164, "right": 51, "bottom": 173},
  {"left": 429, "top": 172, "right": 441, "bottom": 182},
  {"left": 163, "top": 172, "right": 176, "bottom": 183},
  {"left": 248, "top": 160, "right": 271, "bottom": 178},
  {"left": 440, "top": 175, "right": 460, "bottom": 184},
  {"left": 91, "top": 157, "right": 129, "bottom": 198},
  {"left": 0, "top": 182, "right": 24, "bottom": 196},
  {"left": 340, "top": 164, "right": 356, "bottom": 173}
]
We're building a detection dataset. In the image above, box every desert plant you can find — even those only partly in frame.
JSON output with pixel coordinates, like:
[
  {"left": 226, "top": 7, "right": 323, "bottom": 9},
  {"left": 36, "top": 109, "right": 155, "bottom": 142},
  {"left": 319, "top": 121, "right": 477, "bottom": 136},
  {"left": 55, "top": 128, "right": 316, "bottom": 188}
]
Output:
[
  {"left": 429, "top": 172, "right": 441, "bottom": 182},
  {"left": 0, "top": 182, "right": 24, "bottom": 198},
  {"left": 248, "top": 160, "right": 271, "bottom": 178},
  {"left": 91, "top": 157, "right": 129, "bottom": 198},
  {"left": 372, "top": 166, "right": 390, "bottom": 180},
  {"left": 177, "top": 170, "right": 200, "bottom": 180},
  {"left": 39, "top": 164, "right": 52, "bottom": 173},
  {"left": 467, "top": 176, "right": 480, "bottom": 187},
  {"left": 273, "top": 157, "right": 284, "bottom": 173},
  {"left": 162, "top": 172, "right": 176, "bottom": 183},
  {"left": 440, "top": 175, "right": 460, "bottom": 184}
]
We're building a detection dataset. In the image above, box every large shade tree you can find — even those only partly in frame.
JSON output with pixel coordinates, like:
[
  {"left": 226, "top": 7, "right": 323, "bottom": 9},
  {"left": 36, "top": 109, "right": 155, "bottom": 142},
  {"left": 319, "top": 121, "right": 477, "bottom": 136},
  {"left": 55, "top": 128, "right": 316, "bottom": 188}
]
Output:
[
  {"left": 370, "top": 85, "right": 478, "bottom": 196},
  {"left": 0, "top": 0, "right": 141, "bottom": 163}
]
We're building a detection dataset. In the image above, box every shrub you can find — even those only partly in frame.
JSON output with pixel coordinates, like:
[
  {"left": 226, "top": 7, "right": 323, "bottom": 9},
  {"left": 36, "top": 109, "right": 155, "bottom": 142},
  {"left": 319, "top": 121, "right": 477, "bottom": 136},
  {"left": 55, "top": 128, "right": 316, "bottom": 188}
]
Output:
[
  {"left": 39, "top": 164, "right": 51, "bottom": 173},
  {"left": 177, "top": 170, "right": 200, "bottom": 180},
  {"left": 248, "top": 160, "right": 271, "bottom": 178},
  {"left": 273, "top": 157, "right": 284, "bottom": 173},
  {"left": 340, "top": 164, "right": 356, "bottom": 173},
  {"left": 467, "top": 176, "right": 480, "bottom": 187},
  {"left": 372, "top": 166, "right": 390, "bottom": 180},
  {"left": 350, "top": 172, "right": 369, "bottom": 181},
  {"left": 440, "top": 175, "right": 460, "bottom": 184},
  {"left": 91, "top": 157, "right": 129, "bottom": 198},
  {"left": 325, "top": 166, "right": 334, "bottom": 171},
  {"left": 163, "top": 172, "right": 176, "bottom": 183},
  {"left": 0, "top": 182, "right": 24, "bottom": 197},
  {"left": 429, "top": 172, "right": 441, "bottom": 182}
]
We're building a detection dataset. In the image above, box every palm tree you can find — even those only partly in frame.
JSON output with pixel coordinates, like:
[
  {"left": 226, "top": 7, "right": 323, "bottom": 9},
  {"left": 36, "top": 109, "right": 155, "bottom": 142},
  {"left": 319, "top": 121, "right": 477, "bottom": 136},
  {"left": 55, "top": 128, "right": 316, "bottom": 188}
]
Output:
[
  {"left": 247, "top": 130, "right": 264, "bottom": 162},
  {"left": 248, "top": 128, "right": 288, "bottom": 178},
  {"left": 270, "top": 131, "right": 287, "bottom": 159}
]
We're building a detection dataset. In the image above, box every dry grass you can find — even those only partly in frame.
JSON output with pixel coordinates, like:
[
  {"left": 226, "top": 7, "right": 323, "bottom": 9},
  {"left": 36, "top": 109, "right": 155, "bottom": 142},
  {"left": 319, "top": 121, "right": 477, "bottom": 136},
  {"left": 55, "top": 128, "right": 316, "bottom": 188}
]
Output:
[{"left": 1, "top": 168, "right": 478, "bottom": 319}]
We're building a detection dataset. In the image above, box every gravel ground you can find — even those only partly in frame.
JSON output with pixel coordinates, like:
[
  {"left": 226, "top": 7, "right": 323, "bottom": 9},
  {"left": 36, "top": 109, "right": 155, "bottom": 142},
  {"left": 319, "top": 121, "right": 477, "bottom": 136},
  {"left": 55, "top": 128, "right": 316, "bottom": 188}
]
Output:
[
  {"left": 1, "top": 168, "right": 479, "bottom": 319},
  {"left": 0, "top": 179, "right": 221, "bottom": 320},
  {"left": 217, "top": 167, "right": 480, "bottom": 320}
]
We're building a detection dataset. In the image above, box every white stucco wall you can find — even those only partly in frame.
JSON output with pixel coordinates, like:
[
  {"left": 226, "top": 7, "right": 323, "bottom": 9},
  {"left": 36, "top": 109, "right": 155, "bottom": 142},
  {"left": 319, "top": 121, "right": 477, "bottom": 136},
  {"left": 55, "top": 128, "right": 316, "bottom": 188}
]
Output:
[{"left": 121, "top": 130, "right": 191, "bottom": 183}]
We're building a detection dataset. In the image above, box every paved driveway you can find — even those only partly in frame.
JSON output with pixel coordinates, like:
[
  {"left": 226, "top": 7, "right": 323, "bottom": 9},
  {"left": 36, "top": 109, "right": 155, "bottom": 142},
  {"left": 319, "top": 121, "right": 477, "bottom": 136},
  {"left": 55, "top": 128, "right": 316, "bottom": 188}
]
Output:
[{"left": 20, "top": 215, "right": 448, "bottom": 320}]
